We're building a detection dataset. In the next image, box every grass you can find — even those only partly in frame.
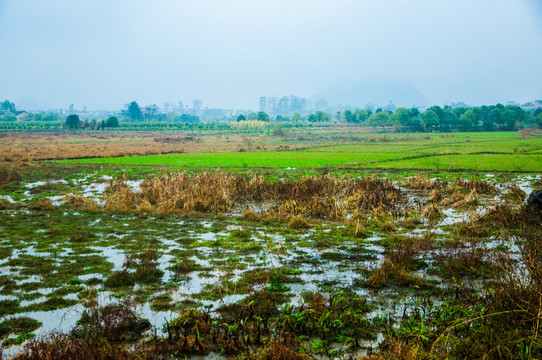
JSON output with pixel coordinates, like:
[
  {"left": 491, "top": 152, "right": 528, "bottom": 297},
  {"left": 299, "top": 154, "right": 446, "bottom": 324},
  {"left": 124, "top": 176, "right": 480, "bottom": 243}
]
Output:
[
  {"left": 60, "top": 132, "right": 542, "bottom": 172},
  {"left": 2, "top": 128, "right": 542, "bottom": 358}
]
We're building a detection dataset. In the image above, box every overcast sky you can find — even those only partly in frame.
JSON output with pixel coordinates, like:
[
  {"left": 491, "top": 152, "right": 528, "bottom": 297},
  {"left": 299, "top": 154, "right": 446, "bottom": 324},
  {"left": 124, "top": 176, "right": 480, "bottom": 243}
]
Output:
[{"left": 1, "top": 0, "right": 541, "bottom": 110}]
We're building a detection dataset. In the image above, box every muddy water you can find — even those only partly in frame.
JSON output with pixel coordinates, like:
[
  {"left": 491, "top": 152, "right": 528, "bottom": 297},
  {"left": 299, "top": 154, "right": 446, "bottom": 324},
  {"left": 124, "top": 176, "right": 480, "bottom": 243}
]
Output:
[{"left": 1, "top": 173, "right": 539, "bottom": 357}]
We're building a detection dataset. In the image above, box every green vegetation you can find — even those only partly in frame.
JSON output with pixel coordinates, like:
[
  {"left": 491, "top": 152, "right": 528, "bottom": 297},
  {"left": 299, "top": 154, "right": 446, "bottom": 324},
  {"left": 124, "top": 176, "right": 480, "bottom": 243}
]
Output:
[
  {"left": 62, "top": 132, "right": 542, "bottom": 172},
  {"left": 1, "top": 123, "right": 542, "bottom": 358}
]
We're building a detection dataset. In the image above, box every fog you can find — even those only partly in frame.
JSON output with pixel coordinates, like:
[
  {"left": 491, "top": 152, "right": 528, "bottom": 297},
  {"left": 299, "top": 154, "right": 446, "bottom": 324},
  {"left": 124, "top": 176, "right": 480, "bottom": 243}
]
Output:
[{"left": 0, "top": 0, "right": 541, "bottom": 110}]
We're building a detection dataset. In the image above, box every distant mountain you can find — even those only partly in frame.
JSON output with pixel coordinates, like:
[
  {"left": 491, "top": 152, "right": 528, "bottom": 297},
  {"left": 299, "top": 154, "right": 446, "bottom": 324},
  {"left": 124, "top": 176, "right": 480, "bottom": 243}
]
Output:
[
  {"left": 15, "top": 98, "right": 56, "bottom": 112},
  {"left": 312, "top": 79, "right": 431, "bottom": 108}
]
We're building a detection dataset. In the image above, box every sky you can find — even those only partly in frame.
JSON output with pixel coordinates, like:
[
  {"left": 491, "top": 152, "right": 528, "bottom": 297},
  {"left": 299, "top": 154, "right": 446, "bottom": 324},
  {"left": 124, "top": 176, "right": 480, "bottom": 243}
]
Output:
[{"left": 0, "top": 0, "right": 541, "bottom": 111}]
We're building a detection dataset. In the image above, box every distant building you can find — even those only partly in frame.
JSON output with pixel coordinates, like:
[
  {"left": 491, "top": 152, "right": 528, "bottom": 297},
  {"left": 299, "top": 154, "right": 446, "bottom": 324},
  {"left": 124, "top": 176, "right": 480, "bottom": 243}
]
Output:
[
  {"left": 259, "top": 97, "right": 267, "bottom": 113},
  {"left": 521, "top": 100, "right": 542, "bottom": 110}
]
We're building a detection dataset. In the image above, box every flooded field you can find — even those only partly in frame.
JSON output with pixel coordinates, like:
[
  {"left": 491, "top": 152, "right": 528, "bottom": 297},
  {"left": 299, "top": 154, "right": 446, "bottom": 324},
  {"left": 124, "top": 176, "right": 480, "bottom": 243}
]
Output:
[{"left": 1, "top": 166, "right": 541, "bottom": 358}]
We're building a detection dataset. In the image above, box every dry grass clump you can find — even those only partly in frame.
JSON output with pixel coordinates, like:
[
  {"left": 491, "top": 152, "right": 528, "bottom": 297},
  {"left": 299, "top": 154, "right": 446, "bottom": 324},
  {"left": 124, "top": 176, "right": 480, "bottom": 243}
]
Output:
[
  {"left": 366, "top": 237, "right": 433, "bottom": 289},
  {"left": 102, "top": 172, "right": 405, "bottom": 220},
  {"left": 73, "top": 303, "right": 150, "bottom": 342},
  {"left": 475, "top": 203, "right": 541, "bottom": 230},
  {"left": 506, "top": 183, "right": 526, "bottom": 202},
  {"left": 439, "top": 189, "right": 479, "bottom": 208},
  {"left": 451, "top": 189, "right": 478, "bottom": 208},
  {"left": 242, "top": 209, "right": 261, "bottom": 221},
  {"left": 360, "top": 337, "right": 428, "bottom": 360},
  {"left": 434, "top": 241, "right": 491, "bottom": 279},
  {"left": 427, "top": 188, "right": 442, "bottom": 203},
  {"left": 421, "top": 203, "right": 444, "bottom": 223},
  {"left": 29, "top": 198, "right": 56, "bottom": 211},
  {"left": 277, "top": 196, "right": 346, "bottom": 220},
  {"left": 447, "top": 177, "right": 497, "bottom": 195},
  {"left": 347, "top": 176, "right": 405, "bottom": 216},
  {"left": 139, "top": 172, "right": 235, "bottom": 213},
  {"left": 0, "top": 198, "right": 10, "bottom": 210},
  {"left": 439, "top": 191, "right": 464, "bottom": 207},
  {"left": 63, "top": 194, "right": 99, "bottom": 211},
  {"left": 14, "top": 333, "right": 137, "bottom": 360},
  {"left": 256, "top": 340, "right": 312, "bottom": 360},
  {"left": 104, "top": 177, "right": 138, "bottom": 212},
  {"left": 0, "top": 167, "right": 21, "bottom": 186},
  {"left": 287, "top": 215, "right": 310, "bottom": 229},
  {"left": 404, "top": 173, "right": 442, "bottom": 190}
]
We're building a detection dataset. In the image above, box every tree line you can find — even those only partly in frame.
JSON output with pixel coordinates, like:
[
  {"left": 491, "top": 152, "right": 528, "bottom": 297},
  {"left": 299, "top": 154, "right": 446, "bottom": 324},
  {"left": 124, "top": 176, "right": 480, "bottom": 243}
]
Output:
[
  {"left": 64, "top": 115, "right": 119, "bottom": 130},
  {"left": 291, "top": 104, "right": 542, "bottom": 132}
]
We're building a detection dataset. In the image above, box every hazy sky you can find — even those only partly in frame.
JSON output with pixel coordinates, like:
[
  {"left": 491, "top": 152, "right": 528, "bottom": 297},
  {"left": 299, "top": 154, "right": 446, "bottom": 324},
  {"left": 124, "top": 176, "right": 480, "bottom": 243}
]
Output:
[{"left": 1, "top": 0, "right": 541, "bottom": 110}]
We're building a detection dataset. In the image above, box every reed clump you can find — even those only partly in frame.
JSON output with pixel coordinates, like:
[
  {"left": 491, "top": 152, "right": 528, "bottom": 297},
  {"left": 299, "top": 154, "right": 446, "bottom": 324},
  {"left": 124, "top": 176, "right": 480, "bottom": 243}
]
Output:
[
  {"left": 29, "top": 198, "right": 56, "bottom": 211},
  {"left": 0, "top": 198, "right": 10, "bottom": 210},
  {"left": 451, "top": 189, "right": 478, "bottom": 208},
  {"left": 404, "top": 173, "right": 443, "bottom": 191},
  {"left": 63, "top": 194, "right": 99, "bottom": 211},
  {"left": 102, "top": 172, "right": 405, "bottom": 220},
  {"left": 506, "top": 183, "right": 526, "bottom": 202},
  {"left": 447, "top": 177, "right": 497, "bottom": 195},
  {"left": 439, "top": 191, "right": 465, "bottom": 207},
  {"left": 421, "top": 203, "right": 444, "bottom": 223},
  {"left": 287, "top": 215, "right": 310, "bottom": 229},
  {"left": 366, "top": 237, "right": 433, "bottom": 289},
  {"left": 0, "top": 167, "right": 21, "bottom": 186}
]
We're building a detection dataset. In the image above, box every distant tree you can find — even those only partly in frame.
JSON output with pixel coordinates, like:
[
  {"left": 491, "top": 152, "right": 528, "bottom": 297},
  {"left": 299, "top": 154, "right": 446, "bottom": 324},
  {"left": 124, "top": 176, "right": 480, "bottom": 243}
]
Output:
[
  {"left": 106, "top": 116, "right": 119, "bottom": 128},
  {"left": 1, "top": 100, "right": 16, "bottom": 113},
  {"left": 391, "top": 108, "right": 422, "bottom": 131},
  {"left": 257, "top": 112, "right": 270, "bottom": 122},
  {"left": 367, "top": 111, "right": 389, "bottom": 126},
  {"left": 486, "top": 108, "right": 503, "bottom": 131},
  {"left": 536, "top": 112, "right": 542, "bottom": 128},
  {"left": 144, "top": 104, "right": 159, "bottom": 120},
  {"left": 441, "top": 109, "right": 458, "bottom": 132},
  {"left": 236, "top": 114, "right": 246, "bottom": 122},
  {"left": 335, "top": 111, "right": 342, "bottom": 122},
  {"left": 125, "top": 101, "right": 143, "bottom": 121},
  {"left": 65, "top": 114, "right": 80, "bottom": 129},
  {"left": 1, "top": 112, "right": 16, "bottom": 122},
  {"left": 275, "top": 115, "right": 290, "bottom": 122},
  {"left": 308, "top": 111, "right": 331, "bottom": 123},
  {"left": 502, "top": 110, "right": 518, "bottom": 131},
  {"left": 355, "top": 109, "right": 369, "bottom": 123},
  {"left": 422, "top": 110, "right": 439, "bottom": 131},
  {"left": 179, "top": 114, "right": 200, "bottom": 123},
  {"left": 291, "top": 113, "right": 302, "bottom": 123},
  {"left": 459, "top": 109, "right": 478, "bottom": 130},
  {"left": 343, "top": 110, "right": 356, "bottom": 123}
]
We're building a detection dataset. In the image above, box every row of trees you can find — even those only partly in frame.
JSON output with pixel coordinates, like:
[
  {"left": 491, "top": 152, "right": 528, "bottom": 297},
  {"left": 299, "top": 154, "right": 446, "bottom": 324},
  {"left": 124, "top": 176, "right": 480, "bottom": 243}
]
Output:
[
  {"left": 65, "top": 115, "right": 119, "bottom": 130},
  {"left": 299, "top": 104, "right": 542, "bottom": 132},
  {"left": 0, "top": 112, "right": 62, "bottom": 122}
]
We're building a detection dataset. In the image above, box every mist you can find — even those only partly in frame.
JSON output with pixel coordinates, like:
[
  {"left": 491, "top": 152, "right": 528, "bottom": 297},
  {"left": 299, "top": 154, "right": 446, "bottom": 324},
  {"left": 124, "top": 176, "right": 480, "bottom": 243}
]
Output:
[{"left": 0, "top": 0, "right": 541, "bottom": 110}]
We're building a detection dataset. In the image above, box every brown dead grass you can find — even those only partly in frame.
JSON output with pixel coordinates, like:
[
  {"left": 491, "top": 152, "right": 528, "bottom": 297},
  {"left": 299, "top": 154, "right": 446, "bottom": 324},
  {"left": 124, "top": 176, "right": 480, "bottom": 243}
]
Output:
[
  {"left": 64, "top": 194, "right": 99, "bottom": 211},
  {"left": 0, "top": 132, "right": 307, "bottom": 163},
  {"left": 404, "top": 173, "right": 443, "bottom": 191},
  {"left": 366, "top": 236, "right": 434, "bottom": 289},
  {"left": 102, "top": 172, "right": 406, "bottom": 220}
]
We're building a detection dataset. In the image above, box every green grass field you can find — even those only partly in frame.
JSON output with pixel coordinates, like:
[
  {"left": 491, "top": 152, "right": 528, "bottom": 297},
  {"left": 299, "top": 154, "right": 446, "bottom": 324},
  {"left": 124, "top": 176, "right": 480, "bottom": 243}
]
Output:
[{"left": 60, "top": 132, "right": 542, "bottom": 172}]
